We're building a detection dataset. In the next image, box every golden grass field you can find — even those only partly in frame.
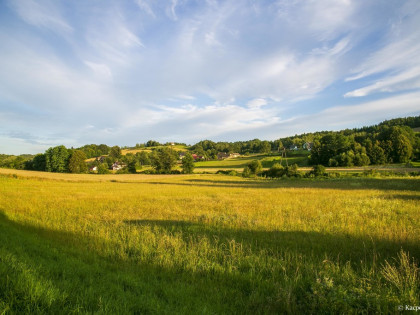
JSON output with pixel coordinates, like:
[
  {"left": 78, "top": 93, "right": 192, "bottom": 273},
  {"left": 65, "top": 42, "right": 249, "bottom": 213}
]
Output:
[{"left": 0, "top": 168, "right": 419, "bottom": 313}]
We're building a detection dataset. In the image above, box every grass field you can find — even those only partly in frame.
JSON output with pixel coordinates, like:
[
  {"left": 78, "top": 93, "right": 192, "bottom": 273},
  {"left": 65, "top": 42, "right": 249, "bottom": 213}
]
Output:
[
  {"left": 195, "top": 154, "right": 309, "bottom": 170},
  {"left": 0, "top": 169, "right": 419, "bottom": 313}
]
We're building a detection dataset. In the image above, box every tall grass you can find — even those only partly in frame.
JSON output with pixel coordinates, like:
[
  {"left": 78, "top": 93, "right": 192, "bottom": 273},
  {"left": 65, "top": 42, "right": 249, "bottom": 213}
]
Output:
[{"left": 0, "top": 170, "right": 419, "bottom": 313}]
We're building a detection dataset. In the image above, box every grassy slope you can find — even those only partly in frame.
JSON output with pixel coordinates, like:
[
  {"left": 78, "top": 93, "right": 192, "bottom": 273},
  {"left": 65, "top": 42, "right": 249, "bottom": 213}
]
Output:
[
  {"left": 195, "top": 153, "right": 309, "bottom": 170},
  {"left": 0, "top": 170, "right": 419, "bottom": 313}
]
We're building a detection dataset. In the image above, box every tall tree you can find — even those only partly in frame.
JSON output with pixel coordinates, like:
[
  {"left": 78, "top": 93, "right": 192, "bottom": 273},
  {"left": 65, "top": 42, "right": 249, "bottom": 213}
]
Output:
[
  {"left": 128, "top": 160, "right": 137, "bottom": 173},
  {"left": 150, "top": 147, "right": 178, "bottom": 173},
  {"left": 45, "top": 146, "right": 70, "bottom": 173},
  {"left": 181, "top": 152, "right": 195, "bottom": 174},
  {"left": 68, "top": 150, "right": 88, "bottom": 173},
  {"left": 32, "top": 154, "right": 46, "bottom": 171},
  {"left": 109, "top": 146, "right": 121, "bottom": 159}
]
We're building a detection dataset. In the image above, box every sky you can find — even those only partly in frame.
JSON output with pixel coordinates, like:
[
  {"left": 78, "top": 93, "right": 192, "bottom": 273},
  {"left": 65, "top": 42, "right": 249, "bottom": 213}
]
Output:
[{"left": 1, "top": 0, "right": 420, "bottom": 154}]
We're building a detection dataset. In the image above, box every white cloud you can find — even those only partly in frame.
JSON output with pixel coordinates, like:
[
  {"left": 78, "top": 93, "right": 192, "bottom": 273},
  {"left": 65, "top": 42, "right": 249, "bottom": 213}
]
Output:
[
  {"left": 84, "top": 61, "right": 113, "bottom": 80},
  {"left": 247, "top": 98, "right": 267, "bottom": 109},
  {"left": 345, "top": 67, "right": 420, "bottom": 97},
  {"left": 135, "top": 0, "right": 156, "bottom": 18},
  {"left": 7, "top": 0, "right": 72, "bottom": 34},
  {"left": 344, "top": 1, "right": 420, "bottom": 96}
]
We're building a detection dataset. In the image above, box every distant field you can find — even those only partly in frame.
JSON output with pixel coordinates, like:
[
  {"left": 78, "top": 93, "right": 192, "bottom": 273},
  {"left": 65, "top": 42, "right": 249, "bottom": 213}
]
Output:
[
  {"left": 195, "top": 154, "right": 309, "bottom": 169},
  {"left": 0, "top": 169, "right": 418, "bottom": 313},
  {"left": 122, "top": 145, "right": 188, "bottom": 155}
]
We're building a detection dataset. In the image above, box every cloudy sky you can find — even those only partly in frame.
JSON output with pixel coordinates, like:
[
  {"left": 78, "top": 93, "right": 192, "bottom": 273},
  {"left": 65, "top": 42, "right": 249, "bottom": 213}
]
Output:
[{"left": 1, "top": 0, "right": 420, "bottom": 154}]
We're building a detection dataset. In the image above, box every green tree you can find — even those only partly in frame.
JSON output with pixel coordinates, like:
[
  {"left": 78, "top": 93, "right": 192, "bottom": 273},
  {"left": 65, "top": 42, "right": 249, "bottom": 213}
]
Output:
[
  {"left": 97, "top": 163, "right": 110, "bottom": 174},
  {"left": 150, "top": 147, "right": 178, "bottom": 173},
  {"left": 259, "top": 141, "right": 271, "bottom": 154},
  {"left": 370, "top": 144, "right": 386, "bottom": 164},
  {"left": 242, "top": 166, "right": 252, "bottom": 178},
  {"left": 136, "top": 151, "right": 151, "bottom": 165},
  {"left": 181, "top": 152, "right": 195, "bottom": 174},
  {"left": 248, "top": 160, "right": 262, "bottom": 175},
  {"left": 32, "top": 154, "right": 46, "bottom": 171},
  {"left": 109, "top": 146, "right": 121, "bottom": 159},
  {"left": 128, "top": 160, "right": 137, "bottom": 174},
  {"left": 68, "top": 150, "right": 88, "bottom": 173},
  {"left": 45, "top": 145, "right": 70, "bottom": 173},
  {"left": 354, "top": 153, "right": 370, "bottom": 166},
  {"left": 312, "top": 165, "right": 326, "bottom": 177}
]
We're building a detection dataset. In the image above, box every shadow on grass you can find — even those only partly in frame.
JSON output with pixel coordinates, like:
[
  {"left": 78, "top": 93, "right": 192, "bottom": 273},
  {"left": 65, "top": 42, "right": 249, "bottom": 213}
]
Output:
[
  {"left": 0, "top": 211, "right": 262, "bottom": 314},
  {"left": 123, "top": 219, "right": 420, "bottom": 264},
  {"left": 145, "top": 177, "right": 420, "bottom": 192},
  {"left": 1, "top": 210, "right": 418, "bottom": 314}
]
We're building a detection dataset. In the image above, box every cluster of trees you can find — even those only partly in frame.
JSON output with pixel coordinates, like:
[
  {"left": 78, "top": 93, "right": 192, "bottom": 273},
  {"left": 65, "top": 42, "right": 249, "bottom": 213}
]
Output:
[
  {"left": 21, "top": 145, "right": 195, "bottom": 175},
  {"left": 242, "top": 160, "right": 327, "bottom": 179},
  {"left": 0, "top": 154, "right": 33, "bottom": 170},
  {"left": 77, "top": 144, "right": 110, "bottom": 159},
  {"left": 24, "top": 146, "right": 88, "bottom": 173},
  {"left": 191, "top": 139, "right": 273, "bottom": 159},
  {"left": 309, "top": 125, "right": 418, "bottom": 166}
]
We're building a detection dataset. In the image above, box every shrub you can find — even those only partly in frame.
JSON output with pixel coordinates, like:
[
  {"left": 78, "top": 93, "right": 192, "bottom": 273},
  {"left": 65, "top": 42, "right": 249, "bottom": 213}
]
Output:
[
  {"left": 97, "top": 163, "right": 110, "bottom": 174},
  {"left": 242, "top": 166, "right": 252, "bottom": 178},
  {"left": 311, "top": 165, "right": 326, "bottom": 177}
]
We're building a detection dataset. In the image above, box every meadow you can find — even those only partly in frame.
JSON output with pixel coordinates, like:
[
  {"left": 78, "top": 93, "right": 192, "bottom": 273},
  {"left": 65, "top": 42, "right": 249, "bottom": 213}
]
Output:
[
  {"left": 0, "top": 169, "right": 419, "bottom": 314},
  {"left": 194, "top": 153, "right": 309, "bottom": 171}
]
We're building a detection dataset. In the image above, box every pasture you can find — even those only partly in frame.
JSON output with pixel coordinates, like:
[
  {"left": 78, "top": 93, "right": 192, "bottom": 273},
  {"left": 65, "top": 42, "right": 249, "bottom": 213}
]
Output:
[
  {"left": 0, "top": 169, "right": 419, "bottom": 313},
  {"left": 194, "top": 153, "right": 309, "bottom": 170}
]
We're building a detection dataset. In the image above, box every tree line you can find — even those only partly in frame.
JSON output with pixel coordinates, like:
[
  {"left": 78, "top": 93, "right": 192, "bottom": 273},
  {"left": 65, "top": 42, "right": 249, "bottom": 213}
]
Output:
[
  {"left": 21, "top": 145, "right": 195, "bottom": 175},
  {"left": 2, "top": 115, "right": 419, "bottom": 173}
]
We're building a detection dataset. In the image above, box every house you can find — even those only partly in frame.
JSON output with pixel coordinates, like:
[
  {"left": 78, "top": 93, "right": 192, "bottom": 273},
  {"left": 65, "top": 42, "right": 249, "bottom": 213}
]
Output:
[
  {"left": 229, "top": 153, "right": 240, "bottom": 158},
  {"left": 89, "top": 166, "right": 97, "bottom": 172},
  {"left": 111, "top": 162, "right": 125, "bottom": 171},
  {"left": 217, "top": 152, "right": 230, "bottom": 160},
  {"left": 179, "top": 152, "right": 186, "bottom": 159},
  {"left": 303, "top": 142, "right": 313, "bottom": 151},
  {"left": 191, "top": 154, "right": 205, "bottom": 161},
  {"left": 289, "top": 145, "right": 299, "bottom": 151}
]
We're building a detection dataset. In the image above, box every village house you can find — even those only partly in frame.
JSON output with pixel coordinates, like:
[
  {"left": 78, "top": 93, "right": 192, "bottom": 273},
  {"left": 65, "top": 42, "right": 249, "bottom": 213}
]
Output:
[
  {"left": 192, "top": 154, "right": 205, "bottom": 161},
  {"left": 217, "top": 152, "right": 241, "bottom": 160},
  {"left": 111, "top": 162, "right": 126, "bottom": 171},
  {"left": 217, "top": 152, "right": 230, "bottom": 160},
  {"left": 303, "top": 142, "right": 313, "bottom": 151}
]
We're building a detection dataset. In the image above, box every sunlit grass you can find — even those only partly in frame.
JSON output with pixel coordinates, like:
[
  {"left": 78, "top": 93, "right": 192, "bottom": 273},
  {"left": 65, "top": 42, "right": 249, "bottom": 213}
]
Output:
[{"left": 0, "top": 169, "right": 419, "bottom": 313}]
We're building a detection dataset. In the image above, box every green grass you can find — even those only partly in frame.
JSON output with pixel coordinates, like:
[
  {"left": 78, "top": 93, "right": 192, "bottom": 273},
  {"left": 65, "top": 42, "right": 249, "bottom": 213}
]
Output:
[
  {"left": 0, "top": 170, "right": 419, "bottom": 313},
  {"left": 195, "top": 154, "right": 309, "bottom": 169}
]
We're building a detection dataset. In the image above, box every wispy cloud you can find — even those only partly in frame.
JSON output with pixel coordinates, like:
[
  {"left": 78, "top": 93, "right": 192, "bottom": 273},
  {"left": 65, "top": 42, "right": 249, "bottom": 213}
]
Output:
[
  {"left": 7, "top": 0, "right": 72, "bottom": 34},
  {"left": 344, "top": 1, "right": 420, "bottom": 97},
  {"left": 0, "top": 0, "right": 420, "bottom": 154},
  {"left": 135, "top": 0, "right": 156, "bottom": 18}
]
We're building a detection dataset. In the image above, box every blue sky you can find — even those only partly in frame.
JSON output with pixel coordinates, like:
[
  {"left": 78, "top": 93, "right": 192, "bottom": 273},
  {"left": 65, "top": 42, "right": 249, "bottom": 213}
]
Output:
[{"left": 1, "top": 0, "right": 420, "bottom": 154}]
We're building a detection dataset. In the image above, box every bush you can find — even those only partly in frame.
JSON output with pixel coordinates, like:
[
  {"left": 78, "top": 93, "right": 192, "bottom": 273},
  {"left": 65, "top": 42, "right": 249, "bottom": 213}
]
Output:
[
  {"left": 311, "top": 165, "right": 326, "bottom": 177},
  {"left": 242, "top": 166, "right": 252, "bottom": 178},
  {"left": 216, "top": 170, "right": 238, "bottom": 176},
  {"left": 116, "top": 167, "right": 129, "bottom": 174},
  {"left": 97, "top": 163, "right": 110, "bottom": 174},
  {"left": 248, "top": 160, "right": 262, "bottom": 175},
  {"left": 263, "top": 163, "right": 284, "bottom": 178}
]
